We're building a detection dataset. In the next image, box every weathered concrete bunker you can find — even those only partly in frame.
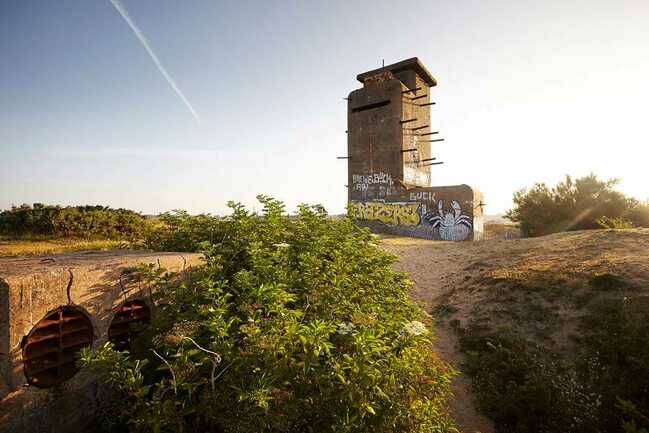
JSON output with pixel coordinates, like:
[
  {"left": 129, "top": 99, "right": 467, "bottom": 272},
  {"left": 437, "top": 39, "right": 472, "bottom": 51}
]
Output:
[
  {"left": 0, "top": 251, "right": 201, "bottom": 433},
  {"left": 347, "top": 58, "right": 484, "bottom": 241}
]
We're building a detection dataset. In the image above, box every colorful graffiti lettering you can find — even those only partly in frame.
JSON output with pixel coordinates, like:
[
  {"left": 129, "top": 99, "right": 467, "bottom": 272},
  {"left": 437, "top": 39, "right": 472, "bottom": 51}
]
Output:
[{"left": 349, "top": 201, "right": 420, "bottom": 226}]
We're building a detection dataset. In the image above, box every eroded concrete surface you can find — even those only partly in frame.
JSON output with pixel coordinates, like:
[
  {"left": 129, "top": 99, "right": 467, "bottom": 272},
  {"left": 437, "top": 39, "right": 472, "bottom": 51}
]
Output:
[{"left": 0, "top": 250, "right": 201, "bottom": 433}]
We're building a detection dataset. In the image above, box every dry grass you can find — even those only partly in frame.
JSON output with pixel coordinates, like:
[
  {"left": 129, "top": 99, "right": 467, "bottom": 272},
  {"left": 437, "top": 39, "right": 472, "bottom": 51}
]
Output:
[
  {"left": 377, "top": 233, "right": 447, "bottom": 246},
  {"left": 385, "top": 229, "right": 649, "bottom": 347},
  {"left": 0, "top": 237, "right": 125, "bottom": 257}
]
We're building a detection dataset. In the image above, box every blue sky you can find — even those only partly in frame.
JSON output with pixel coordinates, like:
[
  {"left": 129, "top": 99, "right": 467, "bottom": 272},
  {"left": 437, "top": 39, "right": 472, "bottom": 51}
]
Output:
[{"left": 1, "top": 0, "right": 648, "bottom": 215}]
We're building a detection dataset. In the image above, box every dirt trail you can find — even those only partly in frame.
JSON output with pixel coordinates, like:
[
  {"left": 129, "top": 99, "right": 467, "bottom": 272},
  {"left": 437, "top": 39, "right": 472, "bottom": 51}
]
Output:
[{"left": 381, "top": 239, "right": 495, "bottom": 433}]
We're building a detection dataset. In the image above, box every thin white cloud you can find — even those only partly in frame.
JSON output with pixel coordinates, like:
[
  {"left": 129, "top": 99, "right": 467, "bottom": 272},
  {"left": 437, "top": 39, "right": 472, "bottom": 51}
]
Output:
[{"left": 108, "top": 0, "right": 200, "bottom": 123}]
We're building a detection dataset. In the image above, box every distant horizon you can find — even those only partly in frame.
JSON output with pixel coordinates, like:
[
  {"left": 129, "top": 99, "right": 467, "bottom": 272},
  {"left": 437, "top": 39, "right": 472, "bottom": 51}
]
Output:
[{"left": 2, "top": 0, "right": 648, "bottom": 215}]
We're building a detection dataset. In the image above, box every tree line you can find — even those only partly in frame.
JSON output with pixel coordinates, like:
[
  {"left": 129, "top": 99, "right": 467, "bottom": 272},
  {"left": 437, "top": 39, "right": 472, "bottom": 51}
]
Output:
[{"left": 0, "top": 204, "right": 148, "bottom": 240}]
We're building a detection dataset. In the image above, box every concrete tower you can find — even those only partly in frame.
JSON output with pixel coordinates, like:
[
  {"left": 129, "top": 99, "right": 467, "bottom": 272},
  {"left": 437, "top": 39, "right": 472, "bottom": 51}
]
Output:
[{"left": 347, "top": 58, "right": 484, "bottom": 241}]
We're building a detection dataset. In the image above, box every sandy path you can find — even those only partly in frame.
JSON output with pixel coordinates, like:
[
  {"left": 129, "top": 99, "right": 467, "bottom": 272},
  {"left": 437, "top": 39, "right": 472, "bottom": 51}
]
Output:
[{"left": 381, "top": 241, "right": 495, "bottom": 433}]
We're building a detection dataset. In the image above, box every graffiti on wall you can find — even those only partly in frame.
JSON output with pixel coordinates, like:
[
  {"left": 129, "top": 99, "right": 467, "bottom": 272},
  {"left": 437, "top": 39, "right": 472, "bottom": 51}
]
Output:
[
  {"left": 351, "top": 197, "right": 474, "bottom": 241},
  {"left": 423, "top": 200, "right": 472, "bottom": 241},
  {"left": 349, "top": 201, "right": 420, "bottom": 226},
  {"left": 409, "top": 191, "right": 436, "bottom": 202},
  {"left": 351, "top": 172, "right": 394, "bottom": 192}
]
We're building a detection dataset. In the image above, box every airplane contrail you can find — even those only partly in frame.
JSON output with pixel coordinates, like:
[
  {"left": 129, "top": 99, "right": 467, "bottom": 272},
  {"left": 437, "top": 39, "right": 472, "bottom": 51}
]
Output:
[{"left": 108, "top": 0, "right": 200, "bottom": 123}]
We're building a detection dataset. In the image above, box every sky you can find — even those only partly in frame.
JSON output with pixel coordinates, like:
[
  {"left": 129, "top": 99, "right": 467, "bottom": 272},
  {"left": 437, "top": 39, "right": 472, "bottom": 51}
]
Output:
[{"left": 1, "top": 0, "right": 648, "bottom": 216}]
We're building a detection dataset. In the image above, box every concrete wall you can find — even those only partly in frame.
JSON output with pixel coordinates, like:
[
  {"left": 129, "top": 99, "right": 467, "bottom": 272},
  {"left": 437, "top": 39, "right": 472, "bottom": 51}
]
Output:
[
  {"left": 0, "top": 251, "right": 201, "bottom": 433},
  {"left": 350, "top": 184, "right": 484, "bottom": 241}
]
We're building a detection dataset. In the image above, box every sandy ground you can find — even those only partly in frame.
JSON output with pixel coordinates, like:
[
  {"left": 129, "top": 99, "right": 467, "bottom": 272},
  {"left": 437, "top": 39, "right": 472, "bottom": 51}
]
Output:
[
  {"left": 381, "top": 238, "right": 495, "bottom": 433},
  {"left": 379, "top": 228, "right": 649, "bottom": 433}
]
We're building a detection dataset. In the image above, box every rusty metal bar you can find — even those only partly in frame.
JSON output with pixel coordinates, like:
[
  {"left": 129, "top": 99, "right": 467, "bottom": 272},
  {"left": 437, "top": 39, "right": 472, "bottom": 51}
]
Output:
[
  {"left": 418, "top": 102, "right": 436, "bottom": 106},
  {"left": 407, "top": 124, "right": 429, "bottom": 131},
  {"left": 337, "top": 156, "right": 351, "bottom": 159},
  {"left": 401, "top": 148, "right": 418, "bottom": 153},
  {"left": 402, "top": 87, "right": 422, "bottom": 94},
  {"left": 426, "top": 138, "right": 445, "bottom": 143},
  {"left": 420, "top": 157, "right": 437, "bottom": 162},
  {"left": 419, "top": 131, "right": 439, "bottom": 136},
  {"left": 423, "top": 162, "right": 444, "bottom": 166},
  {"left": 410, "top": 94, "right": 427, "bottom": 101},
  {"left": 399, "top": 118, "right": 417, "bottom": 124}
]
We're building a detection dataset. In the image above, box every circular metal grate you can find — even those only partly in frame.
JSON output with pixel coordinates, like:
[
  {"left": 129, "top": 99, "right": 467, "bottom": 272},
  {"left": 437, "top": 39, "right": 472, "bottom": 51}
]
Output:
[
  {"left": 22, "top": 306, "right": 94, "bottom": 388},
  {"left": 108, "top": 300, "right": 151, "bottom": 351}
]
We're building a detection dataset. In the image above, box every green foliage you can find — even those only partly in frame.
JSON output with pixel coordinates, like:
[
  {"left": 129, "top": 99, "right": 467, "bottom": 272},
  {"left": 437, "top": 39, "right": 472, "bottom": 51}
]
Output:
[
  {"left": 459, "top": 284, "right": 649, "bottom": 433},
  {"left": 505, "top": 174, "right": 639, "bottom": 237},
  {"left": 597, "top": 217, "right": 635, "bottom": 229},
  {"left": 80, "top": 195, "right": 458, "bottom": 433},
  {"left": 623, "top": 202, "right": 649, "bottom": 228},
  {"left": 578, "top": 297, "right": 649, "bottom": 432},
  {"left": 588, "top": 273, "right": 627, "bottom": 291},
  {"left": 460, "top": 330, "right": 600, "bottom": 433},
  {"left": 618, "top": 399, "right": 649, "bottom": 433},
  {"left": 0, "top": 203, "right": 147, "bottom": 240},
  {"left": 144, "top": 210, "right": 222, "bottom": 252}
]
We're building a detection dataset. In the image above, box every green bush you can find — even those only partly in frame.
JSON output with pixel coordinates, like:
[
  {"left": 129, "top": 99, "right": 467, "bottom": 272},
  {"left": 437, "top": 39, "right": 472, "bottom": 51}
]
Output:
[
  {"left": 80, "top": 196, "right": 458, "bottom": 433},
  {"left": 460, "top": 330, "right": 600, "bottom": 433},
  {"left": 459, "top": 285, "right": 649, "bottom": 433},
  {"left": 505, "top": 174, "right": 641, "bottom": 237},
  {"left": 578, "top": 297, "right": 649, "bottom": 432},
  {"left": 597, "top": 217, "right": 635, "bottom": 229},
  {"left": 0, "top": 204, "right": 147, "bottom": 240},
  {"left": 588, "top": 273, "right": 627, "bottom": 291},
  {"left": 143, "top": 210, "right": 222, "bottom": 252},
  {"left": 623, "top": 202, "right": 649, "bottom": 228}
]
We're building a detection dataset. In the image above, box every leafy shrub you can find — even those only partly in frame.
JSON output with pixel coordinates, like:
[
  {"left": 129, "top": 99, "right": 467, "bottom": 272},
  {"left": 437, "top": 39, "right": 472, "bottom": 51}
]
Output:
[
  {"left": 588, "top": 273, "right": 627, "bottom": 291},
  {"left": 623, "top": 202, "right": 649, "bottom": 228},
  {"left": 597, "top": 217, "right": 634, "bottom": 229},
  {"left": 505, "top": 174, "right": 642, "bottom": 237},
  {"left": 460, "top": 330, "right": 600, "bottom": 433},
  {"left": 143, "top": 210, "right": 222, "bottom": 252},
  {"left": 578, "top": 297, "right": 649, "bottom": 432},
  {"left": 0, "top": 204, "right": 147, "bottom": 240},
  {"left": 459, "top": 281, "right": 649, "bottom": 433},
  {"left": 80, "top": 196, "right": 458, "bottom": 433}
]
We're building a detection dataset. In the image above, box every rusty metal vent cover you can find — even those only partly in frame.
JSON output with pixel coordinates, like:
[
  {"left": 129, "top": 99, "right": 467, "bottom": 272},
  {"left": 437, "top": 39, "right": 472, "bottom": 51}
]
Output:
[
  {"left": 108, "top": 300, "right": 151, "bottom": 350},
  {"left": 22, "top": 306, "right": 94, "bottom": 388}
]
